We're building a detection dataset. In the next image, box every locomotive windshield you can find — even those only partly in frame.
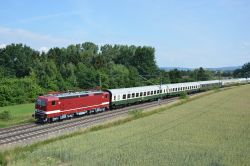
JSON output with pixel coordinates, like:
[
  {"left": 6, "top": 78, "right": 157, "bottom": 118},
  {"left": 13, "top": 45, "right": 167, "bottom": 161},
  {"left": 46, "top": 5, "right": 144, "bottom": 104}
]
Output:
[{"left": 36, "top": 99, "right": 46, "bottom": 106}]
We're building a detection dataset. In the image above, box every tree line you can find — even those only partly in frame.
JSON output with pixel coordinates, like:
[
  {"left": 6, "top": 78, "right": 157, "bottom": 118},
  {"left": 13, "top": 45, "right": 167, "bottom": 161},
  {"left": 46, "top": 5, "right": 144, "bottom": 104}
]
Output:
[
  {"left": 233, "top": 62, "right": 250, "bottom": 78},
  {"left": 0, "top": 43, "right": 249, "bottom": 106}
]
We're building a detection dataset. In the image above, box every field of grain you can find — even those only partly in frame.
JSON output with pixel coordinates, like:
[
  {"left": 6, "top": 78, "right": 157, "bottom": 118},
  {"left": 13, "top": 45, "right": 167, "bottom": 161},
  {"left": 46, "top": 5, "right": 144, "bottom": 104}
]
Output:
[
  {"left": 0, "top": 103, "right": 34, "bottom": 128},
  {"left": 5, "top": 85, "right": 250, "bottom": 166}
]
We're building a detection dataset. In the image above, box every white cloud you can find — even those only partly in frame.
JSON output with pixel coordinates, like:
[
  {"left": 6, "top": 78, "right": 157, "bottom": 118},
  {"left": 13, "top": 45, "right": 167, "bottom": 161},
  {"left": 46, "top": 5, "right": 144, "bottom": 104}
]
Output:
[
  {"left": 39, "top": 46, "right": 49, "bottom": 53},
  {"left": 0, "top": 43, "right": 6, "bottom": 49},
  {"left": 0, "top": 26, "right": 73, "bottom": 50},
  {"left": 19, "top": 11, "right": 83, "bottom": 23},
  {"left": 241, "top": 42, "right": 250, "bottom": 49}
]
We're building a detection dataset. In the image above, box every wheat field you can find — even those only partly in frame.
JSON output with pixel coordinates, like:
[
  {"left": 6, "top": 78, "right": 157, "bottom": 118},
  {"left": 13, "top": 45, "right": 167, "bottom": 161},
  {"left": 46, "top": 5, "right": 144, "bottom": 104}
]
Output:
[{"left": 6, "top": 85, "right": 250, "bottom": 166}]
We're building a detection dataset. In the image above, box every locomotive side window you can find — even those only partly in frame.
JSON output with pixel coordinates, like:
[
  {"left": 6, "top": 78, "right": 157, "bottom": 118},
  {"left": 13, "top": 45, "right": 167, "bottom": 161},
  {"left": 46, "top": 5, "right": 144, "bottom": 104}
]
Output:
[{"left": 52, "top": 101, "right": 56, "bottom": 106}]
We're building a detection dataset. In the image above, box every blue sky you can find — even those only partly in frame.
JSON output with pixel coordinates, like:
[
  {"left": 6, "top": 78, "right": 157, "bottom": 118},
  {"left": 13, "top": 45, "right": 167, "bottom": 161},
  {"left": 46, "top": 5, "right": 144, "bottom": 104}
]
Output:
[{"left": 0, "top": 0, "right": 250, "bottom": 68}]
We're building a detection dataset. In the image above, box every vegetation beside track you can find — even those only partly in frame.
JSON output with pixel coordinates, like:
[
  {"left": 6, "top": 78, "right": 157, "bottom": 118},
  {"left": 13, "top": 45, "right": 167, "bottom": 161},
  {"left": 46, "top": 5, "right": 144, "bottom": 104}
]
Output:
[
  {"left": 0, "top": 103, "right": 34, "bottom": 128},
  {"left": 1, "top": 84, "right": 249, "bottom": 165}
]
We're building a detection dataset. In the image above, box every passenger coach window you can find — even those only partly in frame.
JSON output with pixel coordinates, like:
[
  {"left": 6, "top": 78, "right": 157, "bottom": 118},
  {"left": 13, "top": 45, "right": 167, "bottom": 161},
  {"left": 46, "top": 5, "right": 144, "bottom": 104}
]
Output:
[
  {"left": 147, "top": 91, "right": 150, "bottom": 95},
  {"left": 144, "top": 92, "right": 147, "bottom": 96},
  {"left": 52, "top": 101, "right": 56, "bottom": 106},
  {"left": 136, "top": 93, "right": 139, "bottom": 97},
  {"left": 140, "top": 92, "right": 143, "bottom": 96},
  {"left": 151, "top": 91, "right": 153, "bottom": 95},
  {"left": 127, "top": 94, "right": 131, "bottom": 99},
  {"left": 132, "top": 93, "right": 135, "bottom": 98},
  {"left": 123, "top": 94, "right": 126, "bottom": 99}
]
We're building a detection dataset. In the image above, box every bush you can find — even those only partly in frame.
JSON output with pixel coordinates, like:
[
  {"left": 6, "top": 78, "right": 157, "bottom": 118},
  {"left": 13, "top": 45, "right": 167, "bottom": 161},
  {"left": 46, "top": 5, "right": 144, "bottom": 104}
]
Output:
[
  {"left": 179, "top": 91, "right": 188, "bottom": 99},
  {"left": 213, "top": 86, "right": 220, "bottom": 92},
  {"left": 0, "top": 77, "right": 44, "bottom": 106},
  {"left": 129, "top": 109, "right": 143, "bottom": 118},
  {"left": 0, "top": 110, "right": 12, "bottom": 120},
  {"left": 0, "top": 152, "right": 7, "bottom": 166}
]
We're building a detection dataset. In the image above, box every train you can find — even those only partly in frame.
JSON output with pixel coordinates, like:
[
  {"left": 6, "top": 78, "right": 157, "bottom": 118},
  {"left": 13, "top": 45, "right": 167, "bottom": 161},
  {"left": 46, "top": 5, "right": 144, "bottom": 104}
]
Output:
[{"left": 33, "top": 78, "right": 250, "bottom": 123}]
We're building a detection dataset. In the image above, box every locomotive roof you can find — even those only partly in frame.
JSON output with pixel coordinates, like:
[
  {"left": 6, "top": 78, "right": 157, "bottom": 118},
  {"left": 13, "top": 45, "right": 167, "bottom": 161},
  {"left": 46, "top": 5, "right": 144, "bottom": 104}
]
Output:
[{"left": 43, "top": 90, "right": 105, "bottom": 99}]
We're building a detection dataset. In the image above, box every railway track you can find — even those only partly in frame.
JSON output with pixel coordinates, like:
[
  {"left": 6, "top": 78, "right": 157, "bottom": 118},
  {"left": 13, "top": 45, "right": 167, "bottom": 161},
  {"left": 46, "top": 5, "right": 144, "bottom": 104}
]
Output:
[{"left": 0, "top": 97, "right": 178, "bottom": 147}]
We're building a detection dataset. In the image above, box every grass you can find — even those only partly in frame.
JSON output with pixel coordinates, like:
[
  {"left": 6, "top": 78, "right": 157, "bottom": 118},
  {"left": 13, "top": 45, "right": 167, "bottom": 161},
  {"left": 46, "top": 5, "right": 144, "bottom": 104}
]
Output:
[
  {"left": 0, "top": 103, "right": 34, "bottom": 128},
  {"left": 1, "top": 85, "right": 249, "bottom": 166}
]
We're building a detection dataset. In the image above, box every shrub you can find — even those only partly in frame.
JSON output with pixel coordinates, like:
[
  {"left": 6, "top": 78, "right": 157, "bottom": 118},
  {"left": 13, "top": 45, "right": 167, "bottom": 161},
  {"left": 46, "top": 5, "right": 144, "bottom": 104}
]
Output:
[
  {"left": 0, "top": 110, "right": 12, "bottom": 120},
  {"left": 213, "top": 86, "right": 220, "bottom": 92},
  {"left": 129, "top": 109, "right": 143, "bottom": 118},
  {"left": 179, "top": 91, "right": 188, "bottom": 99},
  {"left": 0, "top": 152, "right": 7, "bottom": 166}
]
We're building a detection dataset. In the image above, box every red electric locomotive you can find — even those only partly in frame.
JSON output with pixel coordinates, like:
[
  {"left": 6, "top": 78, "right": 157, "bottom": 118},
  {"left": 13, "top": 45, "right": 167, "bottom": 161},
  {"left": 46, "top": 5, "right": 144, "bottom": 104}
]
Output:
[{"left": 34, "top": 91, "right": 110, "bottom": 123}]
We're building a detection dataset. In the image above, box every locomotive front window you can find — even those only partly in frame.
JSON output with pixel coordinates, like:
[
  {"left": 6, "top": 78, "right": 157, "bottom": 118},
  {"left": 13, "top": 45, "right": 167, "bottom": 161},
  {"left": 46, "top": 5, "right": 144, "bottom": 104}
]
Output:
[
  {"left": 36, "top": 99, "right": 46, "bottom": 106},
  {"left": 36, "top": 99, "right": 41, "bottom": 105}
]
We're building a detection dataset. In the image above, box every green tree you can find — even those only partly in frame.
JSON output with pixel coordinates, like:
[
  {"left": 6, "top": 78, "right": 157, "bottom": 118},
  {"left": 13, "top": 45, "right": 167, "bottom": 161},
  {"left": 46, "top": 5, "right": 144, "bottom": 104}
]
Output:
[
  {"left": 132, "top": 46, "right": 158, "bottom": 75},
  {"left": 234, "top": 62, "right": 250, "bottom": 78},
  {"left": 169, "top": 69, "right": 181, "bottom": 83},
  {"left": 0, "top": 44, "right": 39, "bottom": 77}
]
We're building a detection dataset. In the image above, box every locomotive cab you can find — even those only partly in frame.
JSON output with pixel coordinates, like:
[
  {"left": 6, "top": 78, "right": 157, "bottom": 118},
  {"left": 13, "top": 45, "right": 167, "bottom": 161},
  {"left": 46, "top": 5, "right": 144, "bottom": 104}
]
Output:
[{"left": 33, "top": 96, "right": 60, "bottom": 123}]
